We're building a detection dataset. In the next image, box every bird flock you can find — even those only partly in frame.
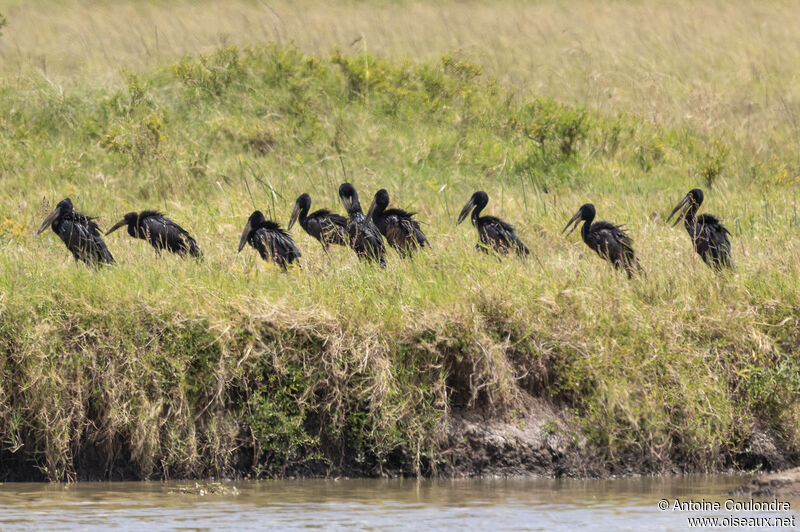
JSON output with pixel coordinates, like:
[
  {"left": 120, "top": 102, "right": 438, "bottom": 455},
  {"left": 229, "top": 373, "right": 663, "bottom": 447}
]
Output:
[{"left": 36, "top": 184, "right": 733, "bottom": 275}]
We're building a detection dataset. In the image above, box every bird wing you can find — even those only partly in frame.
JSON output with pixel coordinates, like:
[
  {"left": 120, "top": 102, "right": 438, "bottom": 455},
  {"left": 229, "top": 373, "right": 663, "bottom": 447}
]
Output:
[
  {"left": 59, "top": 217, "right": 114, "bottom": 263},
  {"left": 383, "top": 207, "right": 417, "bottom": 219},
  {"left": 696, "top": 214, "right": 731, "bottom": 236},
  {"left": 384, "top": 215, "right": 410, "bottom": 249},
  {"left": 86, "top": 218, "right": 115, "bottom": 262},
  {"left": 586, "top": 220, "right": 638, "bottom": 270},
  {"left": 380, "top": 209, "right": 428, "bottom": 249},
  {"left": 303, "top": 216, "right": 326, "bottom": 241},
  {"left": 693, "top": 214, "right": 732, "bottom": 267},
  {"left": 359, "top": 220, "right": 385, "bottom": 247},
  {"left": 384, "top": 208, "right": 428, "bottom": 247},
  {"left": 141, "top": 214, "right": 199, "bottom": 254},
  {"left": 85, "top": 217, "right": 103, "bottom": 236},
  {"left": 347, "top": 214, "right": 385, "bottom": 262},
  {"left": 592, "top": 221, "right": 633, "bottom": 249},
  {"left": 310, "top": 209, "right": 348, "bottom": 228},
  {"left": 481, "top": 216, "right": 528, "bottom": 254},
  {"left": 255, "top": 223, "right": 301, "bottom": 265},
  {"left": 308, "top": 210, "right": 348, "bottom": 244}
]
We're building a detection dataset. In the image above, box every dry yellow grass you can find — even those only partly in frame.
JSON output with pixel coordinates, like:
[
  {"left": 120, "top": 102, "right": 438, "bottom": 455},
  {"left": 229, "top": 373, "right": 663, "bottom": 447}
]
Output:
[{"left": 3, "top": 0, "right": 800, "bottom": 154}]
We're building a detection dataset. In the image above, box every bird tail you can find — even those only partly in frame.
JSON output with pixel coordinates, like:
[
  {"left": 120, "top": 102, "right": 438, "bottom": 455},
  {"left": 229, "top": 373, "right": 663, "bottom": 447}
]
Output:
[
  {"left": 101, "top": 246, "right": 115, "bottom": 264},
  {"left": 414, "top": 226, "right": 429, "bottom": 248},
  {"left": 189, "top": 241, "right": 203, "bottom": 259}
]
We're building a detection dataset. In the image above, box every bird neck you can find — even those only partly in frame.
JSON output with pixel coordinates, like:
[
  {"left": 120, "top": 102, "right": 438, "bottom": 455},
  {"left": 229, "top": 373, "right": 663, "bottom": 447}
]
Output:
[
  {"left": 298, "top": 204, "right": 309, "bottom": 225},
  {"left": 471, "top": 203, "right": 485, "bottom": 225},
  {"left": 684, "top": 203, "right": 699, "bottom": 223},
  {"left": 580, "top": 214, "right": 594, "bottom": 242},
  {"left": 348, "top": 202, "right": 363, "bottom": 217}
]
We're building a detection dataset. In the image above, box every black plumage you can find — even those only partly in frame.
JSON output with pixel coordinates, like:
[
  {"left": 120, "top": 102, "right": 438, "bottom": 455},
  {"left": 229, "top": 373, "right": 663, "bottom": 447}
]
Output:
[
  {"left": 563, "top": 203, "right": 642, "bottom": 278},
  {"left": 338, "top": 183, "right": 386, "bottom": 266},
  {"left": 37, "top": 198, "right": 114, "bottom": 265},
  {"left": 667, "top": 188, "right": 732, "bottom": 270},
  {"left": 238, "top": 211, "right": 301, "bottom": 271},
  {"left": 287, "top": 193, "right": 348, "bottom": 252},
  {"left": 367, "top": 189, "right": 428, "bottom": 257},
  {"left": 456, "top": 191, "right": 529, "bottom": 256},
  {"left": 106, "top": 210, "right": 201, "bottom": 257}
]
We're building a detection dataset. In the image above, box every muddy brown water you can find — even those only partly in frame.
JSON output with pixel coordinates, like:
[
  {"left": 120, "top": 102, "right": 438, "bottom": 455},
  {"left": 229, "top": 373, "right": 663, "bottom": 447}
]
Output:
[{"left": 0, "top": 476, "right": 797, "bottom": 530}]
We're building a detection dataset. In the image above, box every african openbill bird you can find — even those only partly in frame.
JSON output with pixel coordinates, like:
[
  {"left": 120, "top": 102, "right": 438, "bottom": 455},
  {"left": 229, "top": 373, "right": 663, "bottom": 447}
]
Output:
[
  {"left": 287, "top": 193, "right": 348, "bottom": 252},
  {"left": 456, "top": 191, "right": 529, "bottom": 256},
  {"left": 238, "top": 211, "right": 301, "bottom": 271},
  {"left": 106, "top": 210, "right": 201, "bottom": 257},
  {"left": 37, "top": 198, "right": 115, "bottom": 265},
  {"left": 667, "top": 188, "right": 733, "bottom": 270},
  {"left": 563, "top": 203, "right": 642, "bottom": 278},
  {"left": 338, "top": 183, "right": 386, "bottom": 266},
  {"left": 366, "top": 189, "right": 428, "bottom": 257}
]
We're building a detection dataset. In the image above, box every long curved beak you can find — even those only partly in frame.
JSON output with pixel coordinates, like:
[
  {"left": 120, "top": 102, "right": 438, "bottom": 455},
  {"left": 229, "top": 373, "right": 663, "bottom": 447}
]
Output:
[
  {"left": 667, "top": 195, "right": 690, "bottom": 227},
  {"left": 339, "top": 194, "right": 353, "bottom": 213},
  {"left": 457, "top": 198, "right": 475, "bottom": 225},
  {"left": 37, "top": 207, "right": 60, "bottom": 235},
  {"left": 237, "top": 222, "right": 252, "bottom": 253},
  {"left": 105, "top": 219, "right": 127, "bottom": 236},
  {"left": 287, "top": 203, "right": 301, "bottom": 230},
  {"left": 365, "top": 195, "right": 378, "bottom": 221},
  {"left": 562, "top": 211, "right": 582, "bottom": 236}
]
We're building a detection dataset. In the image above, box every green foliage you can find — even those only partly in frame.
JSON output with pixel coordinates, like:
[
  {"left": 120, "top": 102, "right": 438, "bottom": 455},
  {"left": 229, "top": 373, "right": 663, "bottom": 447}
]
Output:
[
  {"left": 509, "top": 98, "right": 590, "bottom": 181},
  {"left": 174, "top": 46, "right": 245, "bottom": 98},
  {"left": 698, "top": 138, "right": 730, "bottom": 187},
  {"left": 244, "top": 382, "right": 318, "bottom": 475},
  {"left": 633, "top": 134, "right": 666, "bottom": 172}
]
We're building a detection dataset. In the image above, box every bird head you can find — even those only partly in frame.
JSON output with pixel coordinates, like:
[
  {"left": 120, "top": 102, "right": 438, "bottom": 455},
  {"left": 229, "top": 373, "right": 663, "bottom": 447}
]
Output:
[
  {"left": 238, "top": 210, "right": 266, "bottom": 252},
  {"left": 288, "top": 193, "right": 311, "bottom": 230},
  {"left": 457, "top": 191, "right": 489, "bottom": 225},
  {"left": 667, "top": 188, "right": 704, "bottom": 226},
  {"left": 338, "top": 183, "right": 360, "bottom": 214},
  {"left": 106, "top": 212, "right": 139, "bottom": 235},
  {"left": 366, "top": 189, "right": 390, "bottom": 221},
  {"left": 37, "top": 198, "right": 73, "bottom": 235},
  {"left": 562, "top": 203, "right": 595, "bottom": 236}
]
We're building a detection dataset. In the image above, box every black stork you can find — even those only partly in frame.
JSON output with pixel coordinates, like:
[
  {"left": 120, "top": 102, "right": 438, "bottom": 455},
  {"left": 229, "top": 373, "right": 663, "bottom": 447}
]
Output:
[
  {"left": 667, "top": 188, "right": 732, "bottom": 270},
  {"left": 366, "top": 189, "right": 428, "bottom": 257},
  {"left": 37, "top": 198, "right": 115, "bottom": 265},
  {"left": 563, "top": 203, "right": 642, "bottom": 278},
  {"left": 456, "top": 191, "right": 529, "bottom": 256},
  {"left": 338, "top": 183, "right": 386, "bottom": 266},
  {"left": 106, "top": 210, "right": 201, "bottom": 257},
  {"left": 237, "top": 211, "right": 301, "bottom": 271},
  {"left": 287, "top": 193, "right": 348, "bottom": 252}
]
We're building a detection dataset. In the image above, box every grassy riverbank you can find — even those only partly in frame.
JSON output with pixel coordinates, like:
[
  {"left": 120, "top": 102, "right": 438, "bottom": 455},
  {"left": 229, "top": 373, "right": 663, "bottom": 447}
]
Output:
[{"left": 0, "top": 1, "right": 799, "bottom": 480}]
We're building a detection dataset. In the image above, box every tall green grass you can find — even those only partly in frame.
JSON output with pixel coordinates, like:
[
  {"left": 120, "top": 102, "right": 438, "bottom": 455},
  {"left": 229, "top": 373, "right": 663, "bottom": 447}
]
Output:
[{"left": 0, "top": 43, "right": 798, "bottom": 480}]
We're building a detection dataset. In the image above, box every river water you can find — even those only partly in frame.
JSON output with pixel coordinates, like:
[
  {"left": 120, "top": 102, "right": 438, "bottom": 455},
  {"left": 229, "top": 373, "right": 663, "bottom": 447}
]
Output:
[{"left": 0, "top": 475, "right": 797, "bottom": 531}]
